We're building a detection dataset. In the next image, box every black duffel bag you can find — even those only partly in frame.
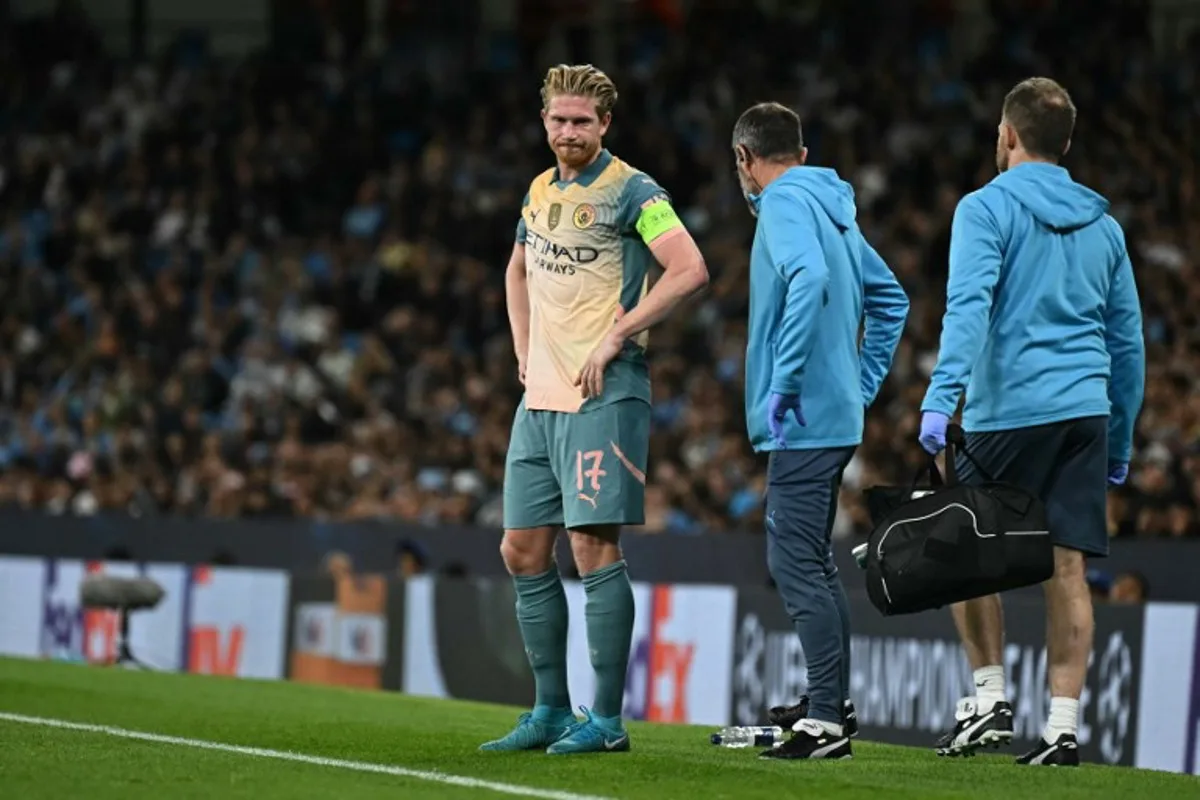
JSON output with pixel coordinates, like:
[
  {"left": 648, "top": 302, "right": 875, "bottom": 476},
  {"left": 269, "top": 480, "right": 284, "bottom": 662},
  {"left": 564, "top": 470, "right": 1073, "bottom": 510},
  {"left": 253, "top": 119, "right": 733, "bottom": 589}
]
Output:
[{"left": 863, "top": 424, "right": 1053, "bottom": 616}]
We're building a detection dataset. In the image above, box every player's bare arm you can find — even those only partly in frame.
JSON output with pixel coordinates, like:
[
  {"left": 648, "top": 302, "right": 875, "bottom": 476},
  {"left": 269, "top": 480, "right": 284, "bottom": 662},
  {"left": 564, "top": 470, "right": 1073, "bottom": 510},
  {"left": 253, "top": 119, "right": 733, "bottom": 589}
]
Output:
[
  {"left": 575, "top": 221, "right": 708, "bottom": 399},
  {"left": 504, "top": 241, "right": 530, "bottom": 384}
]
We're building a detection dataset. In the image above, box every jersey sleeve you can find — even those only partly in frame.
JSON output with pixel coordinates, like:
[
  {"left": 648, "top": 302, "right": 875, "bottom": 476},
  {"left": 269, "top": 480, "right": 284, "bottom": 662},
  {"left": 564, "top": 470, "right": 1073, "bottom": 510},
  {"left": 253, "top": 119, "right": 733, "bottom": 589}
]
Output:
[
  {"left": 617, "top": 173, "right": 684, "bottom": 246},
  {"left": 515, "top": 191, "right": 530, "bottom": 244},
  {"left": 1101, "top": 217, "right": 1145, "bottom": 464},
  {"left": 921, "top": 191, "right": 1003, "bottom": 416}
]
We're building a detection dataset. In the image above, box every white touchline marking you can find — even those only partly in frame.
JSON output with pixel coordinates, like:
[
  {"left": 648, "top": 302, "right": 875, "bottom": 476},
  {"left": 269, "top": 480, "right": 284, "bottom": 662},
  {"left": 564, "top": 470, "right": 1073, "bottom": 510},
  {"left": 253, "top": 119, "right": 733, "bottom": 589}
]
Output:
[{"left": 0, "top": 712, "right": 617, "bottom": 800}]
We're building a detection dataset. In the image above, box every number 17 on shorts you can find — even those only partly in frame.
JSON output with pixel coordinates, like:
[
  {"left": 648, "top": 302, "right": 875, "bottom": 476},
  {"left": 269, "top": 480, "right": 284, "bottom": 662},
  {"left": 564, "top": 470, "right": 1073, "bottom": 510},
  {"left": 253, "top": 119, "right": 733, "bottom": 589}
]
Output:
[
  {"left": 561, "top": 399, "right": 650, "bottom": 529},
  {"left": 501, "top": 398, "right": 651, "bottom": 531}
]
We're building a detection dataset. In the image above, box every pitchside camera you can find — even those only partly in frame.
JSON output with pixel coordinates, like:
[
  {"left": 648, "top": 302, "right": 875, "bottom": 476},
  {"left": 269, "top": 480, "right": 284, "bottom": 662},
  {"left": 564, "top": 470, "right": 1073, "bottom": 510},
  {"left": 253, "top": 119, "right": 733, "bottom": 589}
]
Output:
[{"left": 79, "top": 575, "right": 165, "bottom": 669}]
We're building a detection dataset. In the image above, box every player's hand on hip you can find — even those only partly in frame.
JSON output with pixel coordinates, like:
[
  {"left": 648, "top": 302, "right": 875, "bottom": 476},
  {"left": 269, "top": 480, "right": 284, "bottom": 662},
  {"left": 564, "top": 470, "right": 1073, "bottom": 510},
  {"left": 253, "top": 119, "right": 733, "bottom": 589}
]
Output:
[
  {"left": 1107, "top": 461, "right": 1129, "bottom": 486},
  {"left": 918, "top": 411, "right": 949, "bottom": 455},
  {"left": 517, "top": 355, "right": 527, "bottom": 386},
  {"left": 575, "top": 331, "right": 623, "bottom": 400},
  {"left": 767, "top": 392, "right": 804, "bottom": 448}
]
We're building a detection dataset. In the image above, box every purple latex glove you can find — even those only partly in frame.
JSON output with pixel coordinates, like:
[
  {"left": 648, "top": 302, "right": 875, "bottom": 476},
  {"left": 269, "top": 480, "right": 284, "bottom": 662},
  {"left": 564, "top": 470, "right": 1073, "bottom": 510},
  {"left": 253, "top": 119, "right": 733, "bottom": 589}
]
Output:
[
  {"left": 768, "top": 392, "right": 805, "bottom": 448},
  {"left": 1108, "top": 462, "right": 1129, "bottom": 486},
  {"left": 918, "top": 411, "right": 949, "bottom": 455}
]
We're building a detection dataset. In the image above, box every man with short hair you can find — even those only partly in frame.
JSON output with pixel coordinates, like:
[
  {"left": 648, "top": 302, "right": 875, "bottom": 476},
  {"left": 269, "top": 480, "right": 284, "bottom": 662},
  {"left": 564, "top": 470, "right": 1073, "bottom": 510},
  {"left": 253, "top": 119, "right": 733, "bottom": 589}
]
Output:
[
  {"left": 919, "top": 77, "right": 1146, "bottom": 766},
  {"left": 734, "top": 101, "right": 909, "bottom": 760},
  {"left": 480, "top": 64, "right": 709, "bottom": 755}
]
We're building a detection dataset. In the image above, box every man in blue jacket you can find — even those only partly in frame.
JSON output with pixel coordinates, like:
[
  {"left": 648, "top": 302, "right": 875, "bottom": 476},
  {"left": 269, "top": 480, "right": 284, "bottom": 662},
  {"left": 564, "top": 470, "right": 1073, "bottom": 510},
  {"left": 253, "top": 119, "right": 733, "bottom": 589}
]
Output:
[
  {"left": 919, "top": 78, "right": 1145, "bottom": 767},
  {"left": 733, "top": 102, "right": 909, "bottom": 761}
]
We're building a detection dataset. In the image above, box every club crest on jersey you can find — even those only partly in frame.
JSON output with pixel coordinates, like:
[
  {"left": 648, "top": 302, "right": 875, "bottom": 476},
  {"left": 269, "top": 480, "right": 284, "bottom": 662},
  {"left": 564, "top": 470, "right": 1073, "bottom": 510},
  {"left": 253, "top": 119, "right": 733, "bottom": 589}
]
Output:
[
  {"left": 573, "top": 203, "right": 597, "bottom": 230},
  {"left": 548, "top": 202, "right": 562, "bottom": 230}
]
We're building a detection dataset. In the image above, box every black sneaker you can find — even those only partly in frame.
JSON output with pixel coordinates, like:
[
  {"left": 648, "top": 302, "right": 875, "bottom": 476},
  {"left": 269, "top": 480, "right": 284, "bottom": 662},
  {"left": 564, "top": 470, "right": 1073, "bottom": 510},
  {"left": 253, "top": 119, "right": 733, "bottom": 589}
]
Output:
[
  {"left": 768, "top": 696, "right": 859, "bottom": 738},
  {"left": 1016, "top": 734, "right": 1079, "bottom": 767},
  {"left": 760, "top": 719, "right": 852, "bottom": 760},
  {"left": 935, "top": 697, "right": 1014, "bottom": 757}
]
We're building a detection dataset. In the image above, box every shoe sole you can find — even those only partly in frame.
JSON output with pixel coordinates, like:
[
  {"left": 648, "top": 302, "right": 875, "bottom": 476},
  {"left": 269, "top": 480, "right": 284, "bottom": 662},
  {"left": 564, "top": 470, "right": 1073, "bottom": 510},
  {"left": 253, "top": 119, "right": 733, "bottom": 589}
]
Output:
[
  {"left": 760, "top": 751, "right": 854, "bottom": 761},
  {"left": 479, "top": 741, "right": 558, "bottom": 752},
  {"left": 545, "top": 746, "right": 631, "bottom": 755},
  {"left": 479, "top": 729, "right": 571, "bottom": 752},
  {"left": 936, "top": 728, "right": 1014, "bottom": 757}
]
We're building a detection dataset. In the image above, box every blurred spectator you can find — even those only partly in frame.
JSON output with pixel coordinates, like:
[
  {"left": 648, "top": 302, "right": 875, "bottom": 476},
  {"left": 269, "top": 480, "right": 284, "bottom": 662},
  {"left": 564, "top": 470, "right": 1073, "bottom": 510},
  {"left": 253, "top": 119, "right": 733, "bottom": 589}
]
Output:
[
  {"left": 395, "top": 539, "right": 428, "bottom": 578},
  {"left": 1110, "top": 571, "right": 1150, "bottom": 604},
  {"left": 322, "top": 550, "right": 353, "bottom": 581},
  {"left": 0, "top": 1, "right": 1196, "bottom": 542}
]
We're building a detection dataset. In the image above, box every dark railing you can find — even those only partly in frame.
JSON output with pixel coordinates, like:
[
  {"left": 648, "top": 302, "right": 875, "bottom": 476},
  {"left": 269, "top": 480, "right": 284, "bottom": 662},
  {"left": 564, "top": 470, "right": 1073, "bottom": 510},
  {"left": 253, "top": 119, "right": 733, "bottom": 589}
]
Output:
[{"left": 1, "top": 509, "right": 1197, "bottom": 601}]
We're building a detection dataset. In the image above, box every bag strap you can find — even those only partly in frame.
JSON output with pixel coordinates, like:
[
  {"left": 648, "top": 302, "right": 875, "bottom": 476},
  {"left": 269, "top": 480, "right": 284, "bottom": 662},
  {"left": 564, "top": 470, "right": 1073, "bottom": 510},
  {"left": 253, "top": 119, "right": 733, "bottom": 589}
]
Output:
[
  {"left": 946, "top": 423, "right": 998, "bottom": 483},
  {"left": 906, "top": 423, "right": 1000, "bottom": 493},
  {"left": 943, "top": 430, "right": 959, "bottom": 485},
  {"left": 907, "top": 454, "right": 945, "bottom": 495}
]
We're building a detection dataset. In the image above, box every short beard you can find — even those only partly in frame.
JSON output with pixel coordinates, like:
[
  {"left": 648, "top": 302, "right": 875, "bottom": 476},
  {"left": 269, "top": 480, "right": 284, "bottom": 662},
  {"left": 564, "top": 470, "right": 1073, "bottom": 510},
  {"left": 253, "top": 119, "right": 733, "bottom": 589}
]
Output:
[{"left": 556, "top": 141, "right": 596, "bottom": 167}]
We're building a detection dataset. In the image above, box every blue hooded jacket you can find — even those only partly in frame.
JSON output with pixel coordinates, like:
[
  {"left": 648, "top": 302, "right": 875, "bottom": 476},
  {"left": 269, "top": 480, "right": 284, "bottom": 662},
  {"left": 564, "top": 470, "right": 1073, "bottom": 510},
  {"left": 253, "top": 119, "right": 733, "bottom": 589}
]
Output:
[
  {"left": 745, "top": 167, "right": 909, "bottom": 452},
  {"left": 921, "top": 162, "right": 1146, "bottom": 462}
]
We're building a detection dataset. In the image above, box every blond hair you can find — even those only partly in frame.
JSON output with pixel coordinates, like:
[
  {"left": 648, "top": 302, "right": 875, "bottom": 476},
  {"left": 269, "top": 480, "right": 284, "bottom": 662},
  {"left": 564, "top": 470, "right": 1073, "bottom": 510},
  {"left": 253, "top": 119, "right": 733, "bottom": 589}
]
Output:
[{"left": 540, "top": 64, "right": 618, "bottom": 118}]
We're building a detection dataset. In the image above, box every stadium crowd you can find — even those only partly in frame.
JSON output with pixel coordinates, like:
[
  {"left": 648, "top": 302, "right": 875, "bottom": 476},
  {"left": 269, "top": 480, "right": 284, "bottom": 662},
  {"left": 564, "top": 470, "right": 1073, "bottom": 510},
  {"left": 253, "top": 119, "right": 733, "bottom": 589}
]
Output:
[{"left": 0, "top": 1, "right": 1196, "bottom": 542}]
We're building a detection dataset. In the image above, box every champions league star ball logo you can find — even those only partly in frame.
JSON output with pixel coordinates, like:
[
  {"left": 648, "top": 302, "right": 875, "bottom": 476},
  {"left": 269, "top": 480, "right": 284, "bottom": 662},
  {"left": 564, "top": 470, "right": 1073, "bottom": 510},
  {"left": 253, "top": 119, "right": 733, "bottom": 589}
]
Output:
[
  {"left": 1095, "top": 630, "right": 1133, "bottom": 764},
  {"left": 573, "top": 203, "right": 596, "bottom": 230},
  {"left": 733, "top": 613, "right": 766, "bottom": 724}
]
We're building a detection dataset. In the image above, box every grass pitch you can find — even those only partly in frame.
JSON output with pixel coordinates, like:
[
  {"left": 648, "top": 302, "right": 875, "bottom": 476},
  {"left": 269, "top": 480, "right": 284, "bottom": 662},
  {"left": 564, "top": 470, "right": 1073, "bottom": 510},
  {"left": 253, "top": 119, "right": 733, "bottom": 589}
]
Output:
[{"left": 0, "top": 657, "right": 1197, "bottom": 799}]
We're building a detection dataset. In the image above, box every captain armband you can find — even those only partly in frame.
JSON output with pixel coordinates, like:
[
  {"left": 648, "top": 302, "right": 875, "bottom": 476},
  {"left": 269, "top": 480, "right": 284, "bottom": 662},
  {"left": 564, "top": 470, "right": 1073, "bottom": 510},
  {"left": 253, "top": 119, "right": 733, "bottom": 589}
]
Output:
[{"left": 635, "top": 197, "right": 684, "bottom": 245}]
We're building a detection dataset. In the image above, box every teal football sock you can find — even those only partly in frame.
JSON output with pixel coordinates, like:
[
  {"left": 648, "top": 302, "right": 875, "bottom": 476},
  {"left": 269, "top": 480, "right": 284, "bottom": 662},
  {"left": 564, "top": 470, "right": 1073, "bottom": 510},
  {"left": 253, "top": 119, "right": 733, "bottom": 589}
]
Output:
[
  {"left": 514, "top": 567, "right": 571, "bottom": 714},
  {"left": 582, "top": 560, "right": 635, "bottom": 720}
]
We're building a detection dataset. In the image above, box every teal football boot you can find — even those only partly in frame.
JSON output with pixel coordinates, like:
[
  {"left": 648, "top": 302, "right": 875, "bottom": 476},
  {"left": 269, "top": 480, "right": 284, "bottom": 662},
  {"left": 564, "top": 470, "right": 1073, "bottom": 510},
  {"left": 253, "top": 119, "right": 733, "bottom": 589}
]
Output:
[
  {"left": 545, "top": 707, "right": 630, "bottom": 755},
  {"left": 479, "top": 708, "right": 576, "bottom": 752}
]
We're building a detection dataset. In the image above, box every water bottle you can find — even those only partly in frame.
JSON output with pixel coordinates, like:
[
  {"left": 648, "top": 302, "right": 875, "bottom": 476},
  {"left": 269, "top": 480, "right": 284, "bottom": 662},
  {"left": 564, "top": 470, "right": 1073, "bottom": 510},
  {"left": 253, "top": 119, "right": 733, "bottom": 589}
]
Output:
[
  {"left": 709, "top": 726, "right": 784, "bottom": 748},
  {"left": 852, "top": 542, "right": 869, "bottom": 569}
]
